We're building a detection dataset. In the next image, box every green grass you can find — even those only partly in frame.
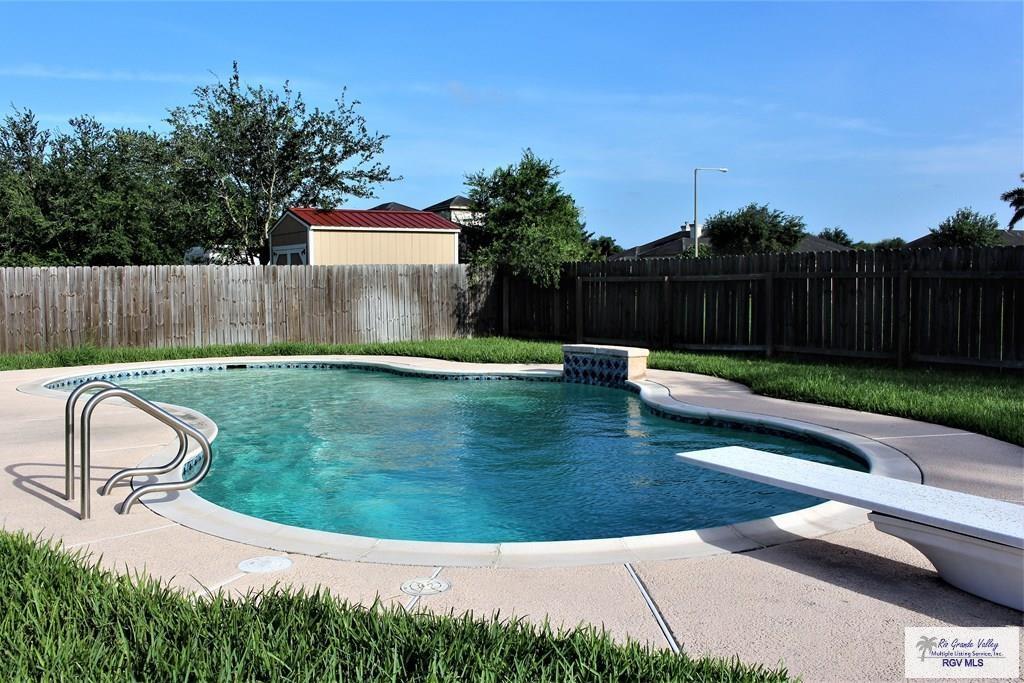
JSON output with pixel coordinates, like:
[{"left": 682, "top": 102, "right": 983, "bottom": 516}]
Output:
[
  {"left": 2, "top": 337, "right": 1021, "bottom": 445},
  {"left": 0, "top": 530, "right": 787, "bottom": 682},
  {"left": 647, "top": 350, "right": 1024, "bottom": 448}
]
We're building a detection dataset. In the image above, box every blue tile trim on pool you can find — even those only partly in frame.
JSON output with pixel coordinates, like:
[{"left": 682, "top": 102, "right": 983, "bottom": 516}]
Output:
[
  {"left": 182, "top": 452, "right": 204, "bottom": 479},
  {"left": 563, "top": 353, "right": 629, "bottom": 388},
  {"left": 43, "top": 361, "right": 564, "bottom": 390}
]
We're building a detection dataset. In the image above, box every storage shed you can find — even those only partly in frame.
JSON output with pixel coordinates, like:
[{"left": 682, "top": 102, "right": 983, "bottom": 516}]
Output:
[{"left": 269, "top": 208, "right": 461, "bottom": 265}]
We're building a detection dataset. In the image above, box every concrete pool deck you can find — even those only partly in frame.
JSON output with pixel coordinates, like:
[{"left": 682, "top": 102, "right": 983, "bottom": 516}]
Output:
[{"left": 1, "top": 355, "right": 1021, "bottom": 681}]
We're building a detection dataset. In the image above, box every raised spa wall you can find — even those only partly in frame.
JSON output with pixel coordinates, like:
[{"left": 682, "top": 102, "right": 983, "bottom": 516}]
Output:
[{"left": 562, "top": 344, "right": 649, "bottom": 388}]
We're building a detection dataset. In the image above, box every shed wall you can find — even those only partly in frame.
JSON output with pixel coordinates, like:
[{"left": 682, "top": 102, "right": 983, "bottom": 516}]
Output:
[
  {"left": 311, "top": 230, "right": 457, "bottom": 265},
  {"left": 271, "top": 214, "right": 309, "bottom": 247}
]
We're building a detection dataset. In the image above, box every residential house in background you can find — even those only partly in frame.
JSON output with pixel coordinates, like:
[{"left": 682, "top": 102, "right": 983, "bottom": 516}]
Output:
[
  {"left": 906, "top": 230, "right": 1024, "bottom": 249},
  {"left": 370, "top": 201, "right": 419, "bottom": 212},
  {"left": 612, "top": 228, "right": 853, "bottom": 259},
  {"left": 269, "top": 208, "right": 460, "bottom": 265},
  {"left": 422, "top": 195, "right": 482, "bottom": 226}
]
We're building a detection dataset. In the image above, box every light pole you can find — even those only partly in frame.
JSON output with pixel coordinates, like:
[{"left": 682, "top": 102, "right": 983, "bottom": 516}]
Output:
[{"left": 692, "top": 167, "right": 728, "bottom": 257}]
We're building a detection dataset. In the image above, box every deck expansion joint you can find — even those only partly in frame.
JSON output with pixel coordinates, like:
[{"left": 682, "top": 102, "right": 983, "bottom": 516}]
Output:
[
  {"left": 65, "top": 522, "right": 178, "bottom": 548},
  {"left": 624, "top": 562, "right": 679, "bottom": 654}
]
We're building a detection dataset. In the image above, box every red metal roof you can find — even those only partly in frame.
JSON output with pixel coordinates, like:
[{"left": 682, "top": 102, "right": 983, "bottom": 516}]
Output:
[{"left": 288, "top": 207, "right": 461, "bottom": 231}]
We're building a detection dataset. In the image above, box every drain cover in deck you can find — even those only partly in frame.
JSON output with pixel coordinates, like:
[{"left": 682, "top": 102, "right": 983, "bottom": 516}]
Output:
[
  {"left": 401, "top": 577, "right": 450, "bottom": 596},
  {"left": 238, "top": 556, "right": 293, "bottom": 573}
]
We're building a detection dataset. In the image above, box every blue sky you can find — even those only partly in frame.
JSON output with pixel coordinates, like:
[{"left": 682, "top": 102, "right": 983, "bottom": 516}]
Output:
[{"left": 0, "top": 1, "right": 1020, "bottom": 247}]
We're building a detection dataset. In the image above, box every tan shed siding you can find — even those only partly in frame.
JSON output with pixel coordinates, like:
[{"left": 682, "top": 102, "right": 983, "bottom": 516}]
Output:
[
  {"left": 311, "top": 230, "right": 458, "bottom": 265},
  {"left": 272, "top": 214, "right": 309, "bottom": 247}
]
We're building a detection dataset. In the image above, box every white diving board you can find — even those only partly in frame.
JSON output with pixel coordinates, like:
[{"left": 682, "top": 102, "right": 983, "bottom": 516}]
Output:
[{"left": 677, "top": 446, "right": 1024, "bottom": 611}]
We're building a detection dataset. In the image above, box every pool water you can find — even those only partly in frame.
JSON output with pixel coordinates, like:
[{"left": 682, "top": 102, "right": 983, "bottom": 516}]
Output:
[{"left": 120, "top": 367, "right": 866, "bottom": 543}]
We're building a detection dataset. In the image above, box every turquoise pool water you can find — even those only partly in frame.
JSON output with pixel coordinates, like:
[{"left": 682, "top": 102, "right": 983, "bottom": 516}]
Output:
[{"left": 119, "top": 367, "right": 866, "bottom": 543}]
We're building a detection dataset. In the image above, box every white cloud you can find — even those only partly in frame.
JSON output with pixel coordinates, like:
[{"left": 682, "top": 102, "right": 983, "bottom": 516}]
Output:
[
  {"left": 388, "top": 80, "right": 892, "bottom": 136},
  {"left": 0, "top": 64, "right": 210, "bottom": 84},
  {"left": 747, "top": 135, "right": 1020, "bottom": 175},
  {"left": 0, "top": 64, "right": 327, "bottom": 92},
  {"left": 792, "top": 111, "right": 892, "bottom": 136}
]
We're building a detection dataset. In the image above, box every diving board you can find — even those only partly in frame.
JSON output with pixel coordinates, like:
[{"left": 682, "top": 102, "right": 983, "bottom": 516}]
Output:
[{"left": 677, "top": 446, "right": 1024, "bottom": 611}]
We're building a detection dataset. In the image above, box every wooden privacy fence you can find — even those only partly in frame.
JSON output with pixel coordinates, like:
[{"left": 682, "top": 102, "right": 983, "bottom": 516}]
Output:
[
  {"left": 503, "top": 246, "right": 1024, "bottom": 369},
  {"left": 0, "top": 264, "right": 495, "bottom": 354}
]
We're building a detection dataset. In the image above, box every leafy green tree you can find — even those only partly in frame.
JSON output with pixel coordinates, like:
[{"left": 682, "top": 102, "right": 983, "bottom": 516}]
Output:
[
  {"left": 1001, "top": 173, "right": 1024, "bottom": 229},
  {"left": 0, "top": 109, "right": 195, "bottom": 266},
  {"left": 867, "top": 236, "right": 907, "bottom": 250},
  {"left": 168, "top": 63, "right": 397, "bottom": 263},
  {"left": 587, "top": 234, "right": 622, "bottom": 260},
  {"left": 928, "top": 207, "right": 1002, "bottom": 247},
  {"left": 46, "top": 117, "right": 188, "bottom": 265},
  {"left": 817, "top": 227, "right": 853, "bottom": 247},
  {"left": 464, "top": 149, "right": 593, "bottom": 287},
  {"left": 0, "top": 168, "right": 51, "bottom": 266},
  {"left": 0, "top": 109, "right": 55, "bottom": 265},
  {"left": 680, "top": 243, "right": 714, "bottom": 259},
  {"left": 703, "top": 203, "right": 807, "bottom": 255}
]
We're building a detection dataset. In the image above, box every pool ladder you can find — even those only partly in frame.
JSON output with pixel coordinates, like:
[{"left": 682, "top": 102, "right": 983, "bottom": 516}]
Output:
[{"left": 64, "top": 380, "right": 213, "bottom": 520}]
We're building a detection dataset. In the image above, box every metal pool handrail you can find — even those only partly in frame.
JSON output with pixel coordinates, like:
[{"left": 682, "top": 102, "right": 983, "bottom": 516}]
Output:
[
  {"left": 65, "top": 379, "right": 120, "bottom": 501},
  {"left": 65, "top": 379, "right": 188, "bottom": 502},
  {"left": 100, "top": 430, "right": 189, "bottom": 496},
  {"left": 75, "top": 386, "right": 213, "bottom": 520}
]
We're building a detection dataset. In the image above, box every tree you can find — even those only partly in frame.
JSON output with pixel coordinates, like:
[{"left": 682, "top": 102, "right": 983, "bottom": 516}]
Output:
[
  {"left": 681, "top": 243, "right": 713, "bottom": 259},
  {"left": 587, "top": 234, "right": 623, "bottom": 260},
  {"left": 0, "top": 109, "right": 54, "bottom": 265},
  {"left": 818, "top": 227, "right": 853, "bottom": 247},
  {"left": 703, "top": 203, "right": 807, "bottom": 255},
  {"left": 47, "top": 118, "right": 186, "bottom": 265},
  {"left": 928, "top": 207, "right": 1002, "bottom": 247},
  {"left": 167, "top": 63, "right": 397, "bottom": 264},
  {"left": 0, "top": 110, "right": 189, "bottom": 266},
  {"left": 1001, "top": 173, "right": 1024, "bottom": 229},
  {"left": 0, "top": 166, "right": 51, "bottom": 266},
  {"left": 464, "top": 149, "right": 593, "bottom": 287},
  {"left": 870, "top": 237, "right": 907, "bottom": 250}
]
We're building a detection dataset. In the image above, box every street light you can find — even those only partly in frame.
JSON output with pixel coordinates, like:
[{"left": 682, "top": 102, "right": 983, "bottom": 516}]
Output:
[{"left": 692, "top": 167, "right": 728, "bottom": 257}]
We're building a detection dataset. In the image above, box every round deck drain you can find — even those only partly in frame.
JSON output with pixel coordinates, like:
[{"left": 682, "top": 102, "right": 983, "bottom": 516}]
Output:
[
  {"left": 401, "top": 577, "right": 450, "bottom": 596},
  {"left": 238, "top": 556, "right": 293, "bottom": 573}
]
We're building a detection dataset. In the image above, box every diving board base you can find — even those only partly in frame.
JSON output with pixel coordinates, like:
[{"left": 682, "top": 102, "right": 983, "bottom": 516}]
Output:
[{"left": 869, "top": 512, "right": 1023, "bottom": 612}]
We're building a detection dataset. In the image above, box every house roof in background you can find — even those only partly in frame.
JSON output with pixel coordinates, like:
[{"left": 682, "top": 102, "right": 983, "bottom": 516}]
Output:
[
  {"left": 285, "top": 207, "right": 461, "bottom": 231},
  {"left": 795, "top": 234, "right": 857, "bottom": 252},
  {"left": 907, "top": 230, "right": 1024, "bottom": 248},
  {"left": 423, "top": 195, "right": 473, "bottom": 212},
  {"left": 611, "top": 231, "right": 854, "bottom": 259},
  {"left": 369, "top": 201, "right": 419, "bottom": 211}
]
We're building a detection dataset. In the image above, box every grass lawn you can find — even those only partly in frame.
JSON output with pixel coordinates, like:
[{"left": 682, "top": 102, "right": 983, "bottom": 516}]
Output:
[
  {"left": 2, "top": 337, "right": 1021, "bottom": 446},
  {"left": 0, "top": 530, "right": 787, "bottom": 682}
]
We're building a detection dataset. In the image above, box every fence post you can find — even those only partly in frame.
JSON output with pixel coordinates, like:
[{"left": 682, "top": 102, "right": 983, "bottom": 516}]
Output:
[
  {"left": 575, "top": 276, "right": 583, "bottom": 343},
  {"left": 896, "top": 270, "right": 909, "bottom": 368},
  {"left": 764, "top": 272, "right": 774, "bottom": 357},
  {"left": 552, "top": 287, "right": 561, "bottom": 338},
  {"left": 661, "top": 275, "right": 671, "bottom": 349},
  {"left": 501, "top": 274, "right": 510, "bottom": 336}
]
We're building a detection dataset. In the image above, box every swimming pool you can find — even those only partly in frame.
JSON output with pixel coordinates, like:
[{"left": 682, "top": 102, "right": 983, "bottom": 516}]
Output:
[{"left": 114, "top": 365, "right": 867, "bottom": 544}]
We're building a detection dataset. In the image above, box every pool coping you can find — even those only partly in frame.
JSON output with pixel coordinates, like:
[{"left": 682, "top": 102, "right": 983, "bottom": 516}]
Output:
[{"left": 20, "top": 355, "right": 922, "bottom": 568}]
